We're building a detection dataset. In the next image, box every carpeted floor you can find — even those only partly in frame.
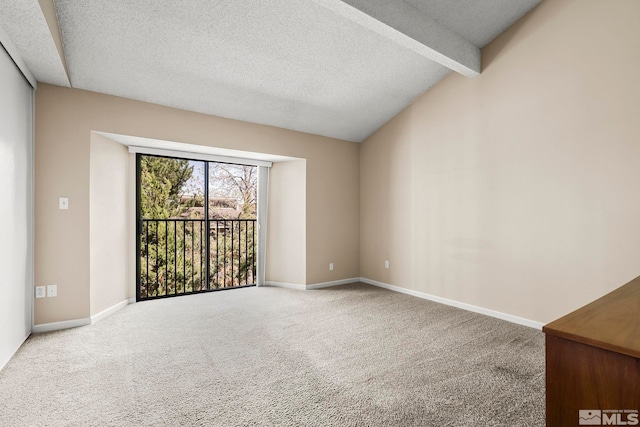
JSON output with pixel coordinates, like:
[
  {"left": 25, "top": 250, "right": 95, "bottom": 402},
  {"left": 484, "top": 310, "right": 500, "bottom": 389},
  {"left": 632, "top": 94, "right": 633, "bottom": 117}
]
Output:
[{"left": 0, "top": 283, "right": 545, "bottom": 426}]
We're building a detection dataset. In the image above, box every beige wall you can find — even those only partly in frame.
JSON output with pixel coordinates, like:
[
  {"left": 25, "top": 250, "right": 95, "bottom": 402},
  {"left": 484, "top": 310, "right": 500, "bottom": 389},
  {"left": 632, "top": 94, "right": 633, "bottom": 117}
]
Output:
[
  {"left": 307, "top": 144, "right": 360, "bottom": 282},
  {"left": 267, "top": 160, "right": 307, "bottom": 285},
  {"left": 89, "top": 133, "right": 129, "bottom": 316},
  {"left": 35, "top": 84, "right": 360, "bottom": 325},
  {"left": 361, "top": 0, "right": 640, "bottom": 324},
  {"left": 36, "top": 0, "right": 638, "bottom": 328}
]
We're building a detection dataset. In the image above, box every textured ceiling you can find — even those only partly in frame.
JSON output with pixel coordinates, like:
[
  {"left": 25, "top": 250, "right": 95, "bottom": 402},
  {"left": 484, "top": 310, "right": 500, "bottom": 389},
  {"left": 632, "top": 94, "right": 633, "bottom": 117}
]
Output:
[
  {"left": 0, "top": 0, "right": 541, "bottom": 142},
  {"left": 55, "top": 0, "right": 453, "bottom": 142},
  {"left": 0, "top": 0, "right": 68, "bottom": 87}
]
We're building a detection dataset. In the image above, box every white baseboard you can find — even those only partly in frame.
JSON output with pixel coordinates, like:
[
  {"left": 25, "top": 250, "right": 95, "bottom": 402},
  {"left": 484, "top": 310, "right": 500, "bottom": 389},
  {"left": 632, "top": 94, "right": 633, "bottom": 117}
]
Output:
[
  {"left": 266, "top": 278, "right": 360, "bottom": 291},
  {"left": 91, "top": 299, "right": 129, "bottom": 324},
  {"left": 29, "top": 280, "right": 541, "bottom": 334},
  {"left": 265, "top": 281, "right": 306, "bottom": 290},
  {"left": 32, "top": 318, "right": 91, "bottom": 333},
  {"left": 306, "top": 278, "right": 360, "bottom": 290},
  {"left": 359, "top": 277, "right": 544, "bottom": 330},
  {"left": 128, "top": 297, "right": 136, "bottom": 304},
  {"left": 31, "top": 299, "right": 132, "bottom": 333}
]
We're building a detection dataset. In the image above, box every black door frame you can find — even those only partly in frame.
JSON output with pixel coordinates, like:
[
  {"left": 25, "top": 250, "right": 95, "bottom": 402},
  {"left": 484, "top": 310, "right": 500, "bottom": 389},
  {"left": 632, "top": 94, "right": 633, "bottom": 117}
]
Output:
[{"left": 135, "top": 153, "right": 256, "bottom": 301}]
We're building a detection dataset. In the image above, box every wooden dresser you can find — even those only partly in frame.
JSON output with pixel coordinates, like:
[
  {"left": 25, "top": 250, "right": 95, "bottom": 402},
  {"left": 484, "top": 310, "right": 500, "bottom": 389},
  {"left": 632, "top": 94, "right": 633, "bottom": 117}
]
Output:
[{"left": 543, "top": 276, "right": 640, "bottom": 426}]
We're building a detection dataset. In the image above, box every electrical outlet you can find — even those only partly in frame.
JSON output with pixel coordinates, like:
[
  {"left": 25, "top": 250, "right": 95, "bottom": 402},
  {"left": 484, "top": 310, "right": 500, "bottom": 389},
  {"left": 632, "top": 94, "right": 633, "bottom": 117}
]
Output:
[
  {"left": 35, "top": 286, "right": 46, "bottom": 299},
  {"left": 385, "top": 260, "right": 390, "bottom": 269},
  {"left": 329, "top": 263, "right": 334, "bottom": 271},
  {"left": 47, "top": 284, "right": 57, "bottom": 297},
  {"left": 59, "top": 197, "right": 69, "bottom": 210}
]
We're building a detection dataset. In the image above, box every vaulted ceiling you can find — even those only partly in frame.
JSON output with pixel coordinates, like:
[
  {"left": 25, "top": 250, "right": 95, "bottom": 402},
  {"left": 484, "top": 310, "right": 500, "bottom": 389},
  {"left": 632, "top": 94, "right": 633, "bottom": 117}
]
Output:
[{"left": 0, "top": 0, "right": 540, "bottom": 142}]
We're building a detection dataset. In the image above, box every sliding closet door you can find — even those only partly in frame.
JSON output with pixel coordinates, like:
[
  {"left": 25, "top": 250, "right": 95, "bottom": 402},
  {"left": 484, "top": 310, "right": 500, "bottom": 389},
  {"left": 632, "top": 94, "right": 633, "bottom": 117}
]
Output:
[{"left": 0, "top": 46, "right": 34, "bottom": 370}]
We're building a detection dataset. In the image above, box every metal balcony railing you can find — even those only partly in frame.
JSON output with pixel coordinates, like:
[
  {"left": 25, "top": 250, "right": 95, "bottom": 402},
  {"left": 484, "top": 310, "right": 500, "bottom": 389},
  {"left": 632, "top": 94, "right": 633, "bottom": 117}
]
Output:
[{"left": 138, "top": 218, "right": 257, "bottom": 300}]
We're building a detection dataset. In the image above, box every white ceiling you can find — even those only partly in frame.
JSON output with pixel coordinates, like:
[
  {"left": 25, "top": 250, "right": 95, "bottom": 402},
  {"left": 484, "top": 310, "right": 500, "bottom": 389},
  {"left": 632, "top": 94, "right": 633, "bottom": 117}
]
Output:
[
  {"left": 0, "top": 1, "right": 68, "bottom": 87},
  {"left": 0, "top": 0, "right": 540, "bottom": 142}
]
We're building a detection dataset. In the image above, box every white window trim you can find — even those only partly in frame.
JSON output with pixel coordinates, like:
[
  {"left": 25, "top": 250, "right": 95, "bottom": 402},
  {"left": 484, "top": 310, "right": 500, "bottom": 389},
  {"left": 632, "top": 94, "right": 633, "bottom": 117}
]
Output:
[{"left": 128, "top": 145, "right": 272, "bottom": 168}]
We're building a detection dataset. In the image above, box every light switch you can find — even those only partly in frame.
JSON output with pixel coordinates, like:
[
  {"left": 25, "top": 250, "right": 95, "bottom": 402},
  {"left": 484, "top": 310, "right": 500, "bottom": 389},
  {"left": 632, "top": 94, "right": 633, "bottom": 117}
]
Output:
[
  {"left": 47, "top": 285, "right": 57, "bottom": 297},
  {"left": 59, "top": 197, "right": 69, "bottom": 210}
]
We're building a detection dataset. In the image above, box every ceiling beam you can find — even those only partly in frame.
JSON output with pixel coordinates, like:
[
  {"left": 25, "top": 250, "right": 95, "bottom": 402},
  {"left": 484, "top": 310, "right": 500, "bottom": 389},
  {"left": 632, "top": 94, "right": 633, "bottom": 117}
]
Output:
[
  {"left": 311, "top": 0, "right": 481, "bottom": 77},
  {"left": 38, "top": 0, "right": 71, "bottom": 85}
]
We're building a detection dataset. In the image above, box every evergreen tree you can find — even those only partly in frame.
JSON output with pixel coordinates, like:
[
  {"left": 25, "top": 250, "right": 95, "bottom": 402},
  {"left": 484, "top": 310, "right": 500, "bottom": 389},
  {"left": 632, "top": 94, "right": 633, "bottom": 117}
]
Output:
[{"left": 140, "top": 156, "right": 194, "bottom": 218}]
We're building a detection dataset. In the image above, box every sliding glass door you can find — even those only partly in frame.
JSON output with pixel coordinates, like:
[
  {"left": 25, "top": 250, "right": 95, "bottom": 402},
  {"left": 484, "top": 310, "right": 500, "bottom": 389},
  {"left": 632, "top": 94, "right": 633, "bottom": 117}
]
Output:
[{"left": 136, "top": 154, "right": 258, "bottom": 301}]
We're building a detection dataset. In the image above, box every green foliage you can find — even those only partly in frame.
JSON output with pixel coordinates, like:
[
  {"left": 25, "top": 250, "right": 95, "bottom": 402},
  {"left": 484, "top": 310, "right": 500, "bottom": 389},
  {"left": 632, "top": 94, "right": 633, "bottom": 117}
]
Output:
[
  {"left": 209, "top": 221, "right": 257, "bottom": 287},
  {"left": 138, "top": 156, "right": 258, "bottom": 298},
  {"left": 140, "top": 156, "right": 194, "bottom": 219},
  {"left": 141, "top": 220, "right": 207, "bottom": 296},
  {"left": 140, "top": 220, "right": 257, "bottom": 297}
]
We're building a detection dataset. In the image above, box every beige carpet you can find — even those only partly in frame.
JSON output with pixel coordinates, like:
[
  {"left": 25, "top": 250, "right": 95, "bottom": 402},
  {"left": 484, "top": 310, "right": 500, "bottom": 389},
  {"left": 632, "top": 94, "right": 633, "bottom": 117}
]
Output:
[{"left": 0, "top": 283, "right": 545, "bottom": 426}]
